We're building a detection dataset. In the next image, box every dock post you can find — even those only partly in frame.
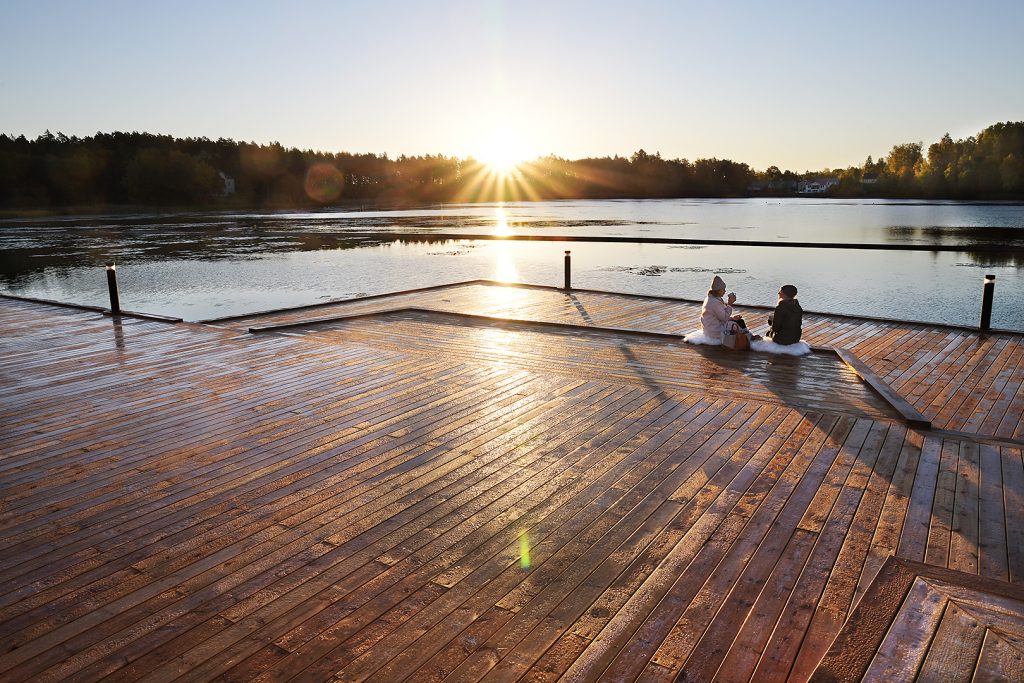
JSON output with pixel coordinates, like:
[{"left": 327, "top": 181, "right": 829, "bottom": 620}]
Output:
[
  {"left": 980, "top": 274, "right": 995, "bottom": 331},
  {"left": 105, "top": 262, "right": 121, "bottom": 314},
  {"left": 564, "top": 250, "right": 571, "bottom": 290}
]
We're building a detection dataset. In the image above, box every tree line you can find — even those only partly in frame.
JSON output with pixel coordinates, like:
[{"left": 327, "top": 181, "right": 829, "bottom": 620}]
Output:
[
  {"left": 1, "top": 122, "right": 1021, "bottom": 210},
  {"left": 773, "top": 121, "right": 1023, "bottom": 199}
]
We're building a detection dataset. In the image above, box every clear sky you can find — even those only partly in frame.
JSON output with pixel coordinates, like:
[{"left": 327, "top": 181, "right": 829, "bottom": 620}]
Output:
[{"left": 1, "top": 0, "right": 1022, "bottom": 171}]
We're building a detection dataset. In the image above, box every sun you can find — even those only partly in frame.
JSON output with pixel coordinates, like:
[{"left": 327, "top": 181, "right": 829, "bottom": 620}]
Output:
[
  {"left": 454, "top": 122, "right": 550, "bottom": 202},
  {"left": 475, "top": 133, "right": 527, "bottom": 176}
]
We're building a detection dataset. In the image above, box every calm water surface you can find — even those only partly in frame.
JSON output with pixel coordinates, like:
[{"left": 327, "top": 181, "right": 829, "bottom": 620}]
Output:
[{"left": 2, "top": 198, "right": 1023, "bottom": 328}]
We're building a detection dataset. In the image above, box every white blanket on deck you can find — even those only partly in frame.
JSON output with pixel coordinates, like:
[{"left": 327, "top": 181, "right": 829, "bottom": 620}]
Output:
[
  {"left": 683, "top": 331, "right": 812, "bottom": 356},
  {"left": 750, "top": 339, "right": 813, "bottom": 356},
  {"left": 681, "top": 331, "right": 721, "bottom": 346}
]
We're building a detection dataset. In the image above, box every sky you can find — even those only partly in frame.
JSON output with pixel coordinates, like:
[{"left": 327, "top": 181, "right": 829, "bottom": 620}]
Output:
[{"left": 1, "top": 0, "right": 1022, "bottom": 171}]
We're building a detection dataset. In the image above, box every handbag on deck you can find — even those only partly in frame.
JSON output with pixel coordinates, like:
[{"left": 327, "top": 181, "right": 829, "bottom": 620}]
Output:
[{"left": 722, "top": 328, "right": 751, "bottom": 351}]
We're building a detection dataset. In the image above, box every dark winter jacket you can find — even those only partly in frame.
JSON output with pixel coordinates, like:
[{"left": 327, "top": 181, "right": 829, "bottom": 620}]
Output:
[{"left": 768, "top": 298, "right": 803, "bottom": 345}]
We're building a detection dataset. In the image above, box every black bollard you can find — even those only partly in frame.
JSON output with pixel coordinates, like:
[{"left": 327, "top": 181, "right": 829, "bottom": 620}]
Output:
[
  {"left": 105, "top": 262, "right": 121, "bottom": 314},
  {"left": 564, "top": 250, "right": 571, "bottom": 290},
  {"left": 980, "top": 274, "right": 995, "bottom": 331}
]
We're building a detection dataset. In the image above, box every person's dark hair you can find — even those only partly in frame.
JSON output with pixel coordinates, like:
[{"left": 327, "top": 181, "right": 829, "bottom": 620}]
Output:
[{"left": 781, "top": 284, "right": 798, "bottom": 297}]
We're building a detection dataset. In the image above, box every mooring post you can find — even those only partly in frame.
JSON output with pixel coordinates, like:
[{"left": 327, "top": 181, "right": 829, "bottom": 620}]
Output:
[
  {"left": 980, "top": 274, "right": 995, "bottom": 331},
  {"left": 563, "top": 250, "right": 571, "bottom": 290},
  {"left": 105, "top": 262, "right": 121, "bottom": 314}
]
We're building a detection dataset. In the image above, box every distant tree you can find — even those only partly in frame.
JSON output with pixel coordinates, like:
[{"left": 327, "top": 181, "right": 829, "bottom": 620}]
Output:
[
  {"left": 1000, "top": 153, "right": 1023, "bottom": 193},
  {"left": 124, "top": 148, "right": 220, "bottom": 203},
  {"left": 886, "top": 142, "right": 922, "bottom": 177}
]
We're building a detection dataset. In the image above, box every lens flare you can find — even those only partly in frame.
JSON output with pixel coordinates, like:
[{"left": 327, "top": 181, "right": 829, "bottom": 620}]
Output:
[
  {"left": 519, "top": 529, "right": 531, "bottom": 570},
  {"left": 304, "top": 162, "right": 344, "bottom": 204}
]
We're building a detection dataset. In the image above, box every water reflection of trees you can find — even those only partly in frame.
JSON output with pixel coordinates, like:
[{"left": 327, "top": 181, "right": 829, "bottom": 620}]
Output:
[
  {"left": 885, "top": 226, "right": 1024, "bottom": 265},
  {"left": 0, "top": 227, "right": 482, "bottom": 284},
  {"left": 887, "top": 225, "right": 1024, "bottom": 245},
  {"left": 957, "top": 252, "right": 1024, "bottom": 267}
]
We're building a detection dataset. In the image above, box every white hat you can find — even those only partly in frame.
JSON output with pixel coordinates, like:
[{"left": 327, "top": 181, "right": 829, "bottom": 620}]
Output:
[{"left": 711, "top": 275, "right": 727, "bottom": 292}]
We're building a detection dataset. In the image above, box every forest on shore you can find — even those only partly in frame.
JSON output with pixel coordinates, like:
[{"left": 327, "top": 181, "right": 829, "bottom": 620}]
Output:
[{"left": 1, "top": 121, "right": 1022, "bottom": 211}]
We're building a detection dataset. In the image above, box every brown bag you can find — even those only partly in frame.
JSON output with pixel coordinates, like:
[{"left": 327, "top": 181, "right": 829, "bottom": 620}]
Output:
[{"left": 722, "top": 329, "right": 750, "bottom": 351}]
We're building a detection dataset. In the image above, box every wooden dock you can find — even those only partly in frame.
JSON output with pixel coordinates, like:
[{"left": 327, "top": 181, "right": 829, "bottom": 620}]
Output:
[{"left": 1, "top": 281, "right": 1022, "bottom": 682}]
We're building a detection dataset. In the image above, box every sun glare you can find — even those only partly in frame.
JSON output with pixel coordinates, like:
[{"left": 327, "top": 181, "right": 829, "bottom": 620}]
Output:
[
  {"left": 493, "top": 206, "right": 512, "bottom": 236},
  {"left": 453, "top": 125, "right": 555, "bottom": 203},
  {"left": 478, "top": 140, "right": 523, "bottom": 176}
]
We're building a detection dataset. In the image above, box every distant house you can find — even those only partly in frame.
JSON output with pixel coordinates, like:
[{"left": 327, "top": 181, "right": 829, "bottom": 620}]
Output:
[
  {"left": 218, "top": 171, "right": 236, "bottom": 197},
  {"left": 797, "top": 177, "right": 839, "bottom": 194},
  {"left": 861, "top": 172, "right": 879, "bottom": 185},
  {"left": 747, "top": 181, "right": 767, "bottom": 192}
]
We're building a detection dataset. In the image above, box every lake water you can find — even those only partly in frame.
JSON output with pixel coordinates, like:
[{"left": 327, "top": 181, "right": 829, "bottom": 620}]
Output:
[{"left": 1, "top": 198, "right": 1023, "bottom": 328}]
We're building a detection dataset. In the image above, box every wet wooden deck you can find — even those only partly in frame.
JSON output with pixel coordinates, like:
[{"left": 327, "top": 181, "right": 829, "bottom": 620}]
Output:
[{"left": 1, "top": 281, "right": 1022, "bottom": 682}]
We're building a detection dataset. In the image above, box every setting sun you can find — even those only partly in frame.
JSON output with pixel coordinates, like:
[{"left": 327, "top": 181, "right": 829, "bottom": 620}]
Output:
[
  {"left": 476, "top": 139, "right": 524, "bottom": 176},
  {"left": 471, "top": 120, "right": 534, "bottom": 177}
]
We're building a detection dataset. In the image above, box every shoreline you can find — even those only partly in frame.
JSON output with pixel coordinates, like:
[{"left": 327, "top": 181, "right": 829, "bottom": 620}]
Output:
[{"left": 3, "top": 196, "right": 1024, "bottom": 220}]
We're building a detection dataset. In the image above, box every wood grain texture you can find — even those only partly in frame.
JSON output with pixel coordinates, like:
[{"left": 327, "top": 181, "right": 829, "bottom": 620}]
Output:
[{"left": 1, "top": 285, "right": 1022, "bottom": 683}]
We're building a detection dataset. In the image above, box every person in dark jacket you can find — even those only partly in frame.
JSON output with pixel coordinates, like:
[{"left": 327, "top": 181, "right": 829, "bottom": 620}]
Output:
[{"left": 767, "top": 284, "right": 803, "bottom": 345}]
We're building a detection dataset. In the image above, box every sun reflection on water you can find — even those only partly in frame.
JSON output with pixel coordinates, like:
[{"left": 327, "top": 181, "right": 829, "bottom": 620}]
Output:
[{"left": 493, "top": 205, "right": 513, "bottom": 236}]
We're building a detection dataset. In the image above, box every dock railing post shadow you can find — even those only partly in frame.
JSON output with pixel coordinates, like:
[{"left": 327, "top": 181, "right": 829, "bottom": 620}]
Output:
[
  {"left": 980, "top": 274, "right": 995, "bottom": 331},
  {"left": 563, "top": 250, "right": 571, "bottom": 290},
  {"left": 105, "top": 262, "right": 121, "bottom": 314}
]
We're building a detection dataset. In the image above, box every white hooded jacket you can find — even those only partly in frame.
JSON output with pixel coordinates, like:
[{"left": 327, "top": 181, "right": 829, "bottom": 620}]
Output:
[{"left": 700, "top": 294, "right": 734, "bottom": 339}]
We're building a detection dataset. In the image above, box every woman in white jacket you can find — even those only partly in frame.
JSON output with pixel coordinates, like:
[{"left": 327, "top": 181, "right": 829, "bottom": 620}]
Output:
[{"left": 700, "top": 275, "right": 745, "bottom": 340}]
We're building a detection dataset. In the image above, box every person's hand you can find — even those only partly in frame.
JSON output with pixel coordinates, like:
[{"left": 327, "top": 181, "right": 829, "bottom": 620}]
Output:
[{"left": 727, "top": 293, "right": 737, "bottom": 305}]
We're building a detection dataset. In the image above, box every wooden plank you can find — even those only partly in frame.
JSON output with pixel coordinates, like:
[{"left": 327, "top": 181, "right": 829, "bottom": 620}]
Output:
[
  {"left": 81, "top": 385, "right": 638, "bottom": 679},
  {"left": 747, "top": 419, "right": 878, "bottom": 681},
  {"left": 973, "top": 629, "right": 1024, "bottom": 683},
  {"left": 950, "top": 440, "right": 982, "bottom": 574},
  {"left": 551, "top": 410, "right": 815, "bottom": 682},
  {"left": 924, "top": 439, "right": 962, "bottom": 567},
  {"left": 1003, "top": 448, "right": 1024, "bottom": 583},
  {"left": 897, "top": 436, "right": 945, "bottom": 562},
  {"left": 304, "top": 400, "right": 754, "bottom": 683},
  {"left": 787, "top": 422, "right": 904, "bottom": 681},
  {"left": 914, "top": 600, "right": 987, "bottom": 683},
  {"left": 835, "top": 348, "right": 931, "bottom": 428},
  {"left": 447, "top": 407, "right": 781, "bottom": 683},
  {"left": 137, "top": 392, "right": 694, "bottom": 682},
  {"left": 14, "top": 378, "right": 614, "bottom": 683},
  {"left": 805, "top": 555, "right": 912, "bottom": 683},
  {"left": 660, "top": 417, "right": 859, "bottom": 680},
  {"left": 857, "top": 578, "right": 948, "bottom": 683},
  {"left": 97, "top": 385, "right": 655, "bottom": 683},
  {"left": 596, "top": 414, "right": 840, "bottom": 681}
]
